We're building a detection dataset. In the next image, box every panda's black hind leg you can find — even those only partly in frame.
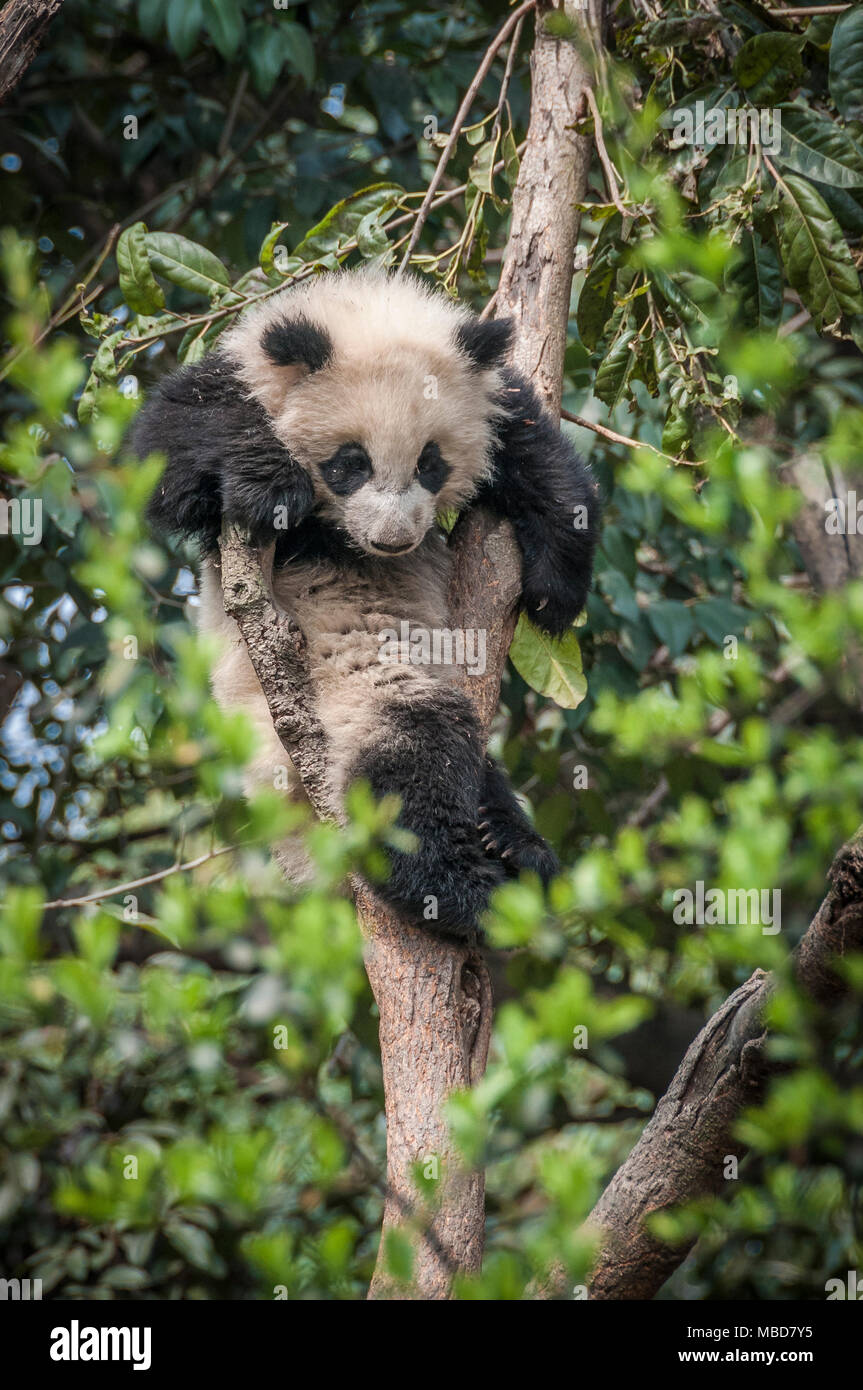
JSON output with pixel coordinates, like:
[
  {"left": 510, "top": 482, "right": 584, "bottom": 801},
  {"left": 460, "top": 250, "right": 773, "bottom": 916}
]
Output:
[
  {"left": 347, "top": 690, "right": 507, "bottom": 937},
  {"left": 478, "top": 756, "right": 559, "bottom": 886}
]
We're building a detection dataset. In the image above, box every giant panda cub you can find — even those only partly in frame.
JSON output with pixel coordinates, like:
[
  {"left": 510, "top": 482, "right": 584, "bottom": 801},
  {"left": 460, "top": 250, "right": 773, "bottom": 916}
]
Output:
[{"left": 133, "top": 269, "right": 599, "bottom": 936}]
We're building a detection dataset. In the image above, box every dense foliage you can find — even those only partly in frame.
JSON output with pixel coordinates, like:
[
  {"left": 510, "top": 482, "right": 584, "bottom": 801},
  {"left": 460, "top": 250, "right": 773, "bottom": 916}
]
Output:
[{"left": 1, "top": 0, "right": 862, "bottom": 1299}]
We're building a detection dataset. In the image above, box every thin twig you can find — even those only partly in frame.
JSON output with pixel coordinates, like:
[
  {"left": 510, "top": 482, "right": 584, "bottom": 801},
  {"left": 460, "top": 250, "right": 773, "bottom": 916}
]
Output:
[
  {"left": 491, "top": 13, "right": 525, "bottom": 145},
  {"left": 584, "top": 86, "right": 628, "bottom": 218},
  {"left": 766, "top": 4, "right": 849, "bottom": 13},
  {"left": 779, "top": 306, "right": 812, "bottom": 338},
  {"left": 398, "top": 0, "right": 536, "bottom": 271},
  {"left": 42, "top": 845, "right": 236, "bottom": 909},
  {"left": 218, "top": 69, "right": 249, "bottom": 158},
  {"left": 560, "top": 407, "right": 700, "bottom": 465}
]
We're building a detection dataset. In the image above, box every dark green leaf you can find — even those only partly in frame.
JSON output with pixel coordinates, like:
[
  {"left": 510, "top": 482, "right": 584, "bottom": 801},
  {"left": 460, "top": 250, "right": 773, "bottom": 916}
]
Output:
[
  {"left": 166, "top": 0, "right": 203, "bottom": 61},
  {"left": 728, "top": 231, "right": 783, "bottom": 332},
  {"left": 829, "top": 5, "right": 863, "bottom": 120},
  {"left": 144, "top": 232, "right": 231, "bottom": 297},
  {"left": 594, "top": 328, "right": 636, "bottom": 411},
  {"left": 293, "top": 184, "right": 403, "bottom": 261},
  {"left": 577, "top": 215, "right": 624, "bottom": 352},
  {"left": 775, "top": 173, "right": 863, "bottom": 333},
  {"left": 202, "top": 0, "right": 245, "bottom": 60},
  {"left": 734, "top": 33, "right": 804, "bottom": 104},
  {"left": 116, "top": 222, "right": 165, "bottom": 316},
  {"left": 777, "top": 104, "right": 863, "bottom": 188}
]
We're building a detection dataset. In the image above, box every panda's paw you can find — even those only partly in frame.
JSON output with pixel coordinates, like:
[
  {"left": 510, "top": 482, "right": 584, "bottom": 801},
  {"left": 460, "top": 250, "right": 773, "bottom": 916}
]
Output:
[
  {"left": 478, "top": 808, "right": 559, "bottom": 887},
  {"left": 426, "top": 844, "right": 507, "bottom": 937},
  {"left": 380, "top": 836, "right": 506, "bottom": 939},
  {"left": 520, "top": 552, "right": 590, "bottom": 639}
]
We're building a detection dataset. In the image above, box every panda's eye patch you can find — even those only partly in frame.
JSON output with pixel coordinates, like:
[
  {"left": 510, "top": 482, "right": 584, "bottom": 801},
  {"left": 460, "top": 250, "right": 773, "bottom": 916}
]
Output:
[
  {"left": 416, "top": 442, "right": 451, "bottom": 494},
  {"left": 319, "top": 443, "right": 372, "bottom": 496}
]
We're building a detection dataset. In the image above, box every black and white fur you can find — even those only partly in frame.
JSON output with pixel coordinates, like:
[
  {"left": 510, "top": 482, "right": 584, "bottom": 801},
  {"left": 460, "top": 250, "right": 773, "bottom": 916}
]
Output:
[{"left": 133, "top": 270, "right": 599, "bottom": 936}]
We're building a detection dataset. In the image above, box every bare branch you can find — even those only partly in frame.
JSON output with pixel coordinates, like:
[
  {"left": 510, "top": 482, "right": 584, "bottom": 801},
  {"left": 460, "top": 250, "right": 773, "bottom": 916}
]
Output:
[
  {"left": 398, "top": 0, "right": 537, "bottom": 272},
  {"left": 580, "top": 833, "right": 863, "bottom": 1301},
  {"left": 42, "top": 846, "right": 237, "bottom": 910}
]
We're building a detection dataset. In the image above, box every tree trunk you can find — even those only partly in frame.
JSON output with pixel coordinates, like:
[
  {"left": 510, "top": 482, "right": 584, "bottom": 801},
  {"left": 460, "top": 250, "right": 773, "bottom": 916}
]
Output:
[
  {"left": 0, "top": 0, "right": 65, "bottom": 104},
  {"left": 220, "top": 0, "right": 602, "bottom": 1300}
]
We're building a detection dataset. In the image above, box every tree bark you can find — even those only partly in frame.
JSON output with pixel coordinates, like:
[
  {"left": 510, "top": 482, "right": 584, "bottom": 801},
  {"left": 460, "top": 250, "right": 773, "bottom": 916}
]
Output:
[
  {"left": 0, "top": 0, "right": 64, "bottom": 104},
  {"left": 496, "top": 0, "right": 598, "bottom": 415},
  {"left": 220, "top": 0, "right": 602, "bottom": 1299},
  {"left": 782, "top": 453, "right": 863, "bottom": 592},
  {"left": 582, "top": 833, "right": 863, "bottom": 1300}
]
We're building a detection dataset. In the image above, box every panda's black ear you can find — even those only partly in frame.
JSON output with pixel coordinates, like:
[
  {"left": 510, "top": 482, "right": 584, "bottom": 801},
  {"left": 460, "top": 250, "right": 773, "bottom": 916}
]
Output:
[
  {"left": 454, "top": 316, "right": 514, "bottom": 371},
  {"left": 131, "top": 354, "right": 315, "bottom": 553},
  {"left": 261, "top": 315, "right": 333, "bottom": 373}
]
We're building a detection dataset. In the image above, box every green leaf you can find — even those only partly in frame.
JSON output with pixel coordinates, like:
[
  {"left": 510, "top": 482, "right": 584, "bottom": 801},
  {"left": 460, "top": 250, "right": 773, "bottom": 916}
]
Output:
[
  {"left": 509, "top": 614, "right": 587, "bottom": 710},
  {"left": 693, "top": 597, "right": 750, "bottom": 645},
  {"left": 279, "top": 21, "right": 316, "bottom": 87},
  {"left": 138, "top": 0, "right": 169, "bottom": 42},
  {"left": 247, "top": 19, "right": 286, "bottom": 97},
  {"left": 468, "top": 140, "right": 497, "bottom": 196},
  {"left": 502, "top": 130, "right": 520, "bottom": 188},
  {"left": 649, "top": 266, "right": 707, "bottom": 326},
  {"left": 293, "top": 183, "right": 403, "bottom": 261},
  {"left": 166, "top": 0, "right": 203, "bottom": 61},
  {"left": 733, "top": 33, "right": 804, "bottom": 105},
  {"left": 728, "top": 231, "right": 783, "bottom": 332},
  {"left": 594, "top": 327, "right": 636, "bottom": 411},
  {"left": 165, "top": 1221, "right": 226, "bottom": 1276},
  {"left": 203, "top": 0, "right": 245, "bottom": 60},
  {"left": 829, "top": 5, "right": 863, "bottom": 121},
  {"left": 644, "top": 16, "right": 722, "bottom": 47},
  {"left": 661, "top": 399, "right": 692, "bottom": 456},
  {"left": 247, "top": 19, "right": 314, "bottom": 96},
  {"left": 777, "top": 104, "right": 863, "bottom": 188},
  {"left": 355, "top": 206, "right": 392, "bottom": 260},
  {"left": 647, "top": 600, "right": 695, "bottom": 658},
  {"left": 116, "top": 222, "right": 165, "bottom": 316},
  {"left": 143, "top": 231, "right": 231, "bottom": 298},
  {"left": 577, "top": 215, "right": 624, "bottom": 352},
  {"left": 775, "top": 173, "right": 863, "bottom": 333},
  {"left": 805, "top": 13, "right": 837, "bottom": 51},
  {"left": 78, "top": 329, "right": 126, "bottom": 422},
  {"left": 259, "top": 221, "right": 292, "bottom": 278}
]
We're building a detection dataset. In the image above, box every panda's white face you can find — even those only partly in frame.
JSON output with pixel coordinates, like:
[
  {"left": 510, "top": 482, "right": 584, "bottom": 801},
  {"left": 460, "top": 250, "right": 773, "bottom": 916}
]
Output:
[
  {"left": 315, "top": 445, "right": 440, "bottom": 557},
  {"left": 220, "top": 269, "right": 508, "bottom": 556},
  {"left": 276, "top": 353, "right": 473, "bottom": 556}
]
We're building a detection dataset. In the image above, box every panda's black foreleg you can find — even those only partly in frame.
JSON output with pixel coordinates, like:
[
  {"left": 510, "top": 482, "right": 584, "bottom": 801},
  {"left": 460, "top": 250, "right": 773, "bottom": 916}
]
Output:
[
  {"left": 478, "top": 756, "right": 559, "bottom": 886},
  {"left": 348, "top": 689, "right": 507, "bottom": 938},
  {"left": 474, "top": 369, "right": 601, "bottom": 638}
]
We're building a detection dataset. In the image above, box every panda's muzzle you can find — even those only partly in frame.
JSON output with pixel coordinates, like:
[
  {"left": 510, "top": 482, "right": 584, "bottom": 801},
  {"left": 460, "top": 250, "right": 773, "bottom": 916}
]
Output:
[{"left": 371, "top": 539, "right": 414, "bottom": 555}]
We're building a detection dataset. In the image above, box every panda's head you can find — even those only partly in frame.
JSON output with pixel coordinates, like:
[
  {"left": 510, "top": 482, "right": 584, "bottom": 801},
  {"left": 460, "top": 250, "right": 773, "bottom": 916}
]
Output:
[{"left": 219, "top": 270, "right": 513, "bottom": 557}]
